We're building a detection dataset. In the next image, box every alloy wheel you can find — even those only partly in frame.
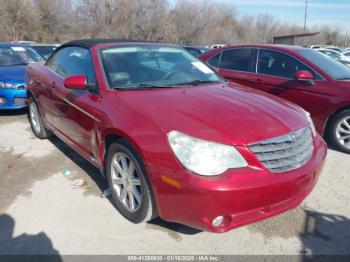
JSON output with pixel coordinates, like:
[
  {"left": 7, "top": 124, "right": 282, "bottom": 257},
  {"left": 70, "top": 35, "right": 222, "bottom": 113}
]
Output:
[
  {"left": 110, "top": 152, "right": 142, "bottom": 212},
  {"left": 30, "top": 102, "right": 41, "bottom": 134},
  {"left": 336, "top": 116, "right": 350, "bottom": 149}
]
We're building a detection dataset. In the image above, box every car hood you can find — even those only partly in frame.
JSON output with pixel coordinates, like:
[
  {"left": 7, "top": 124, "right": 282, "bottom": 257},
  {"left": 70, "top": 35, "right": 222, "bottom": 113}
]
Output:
[
  {"left": 116, "top": 83, "right": 308, "bottom": 146},
  {"left": 0, "top": 65, "right": 26, "bottom": 83}
]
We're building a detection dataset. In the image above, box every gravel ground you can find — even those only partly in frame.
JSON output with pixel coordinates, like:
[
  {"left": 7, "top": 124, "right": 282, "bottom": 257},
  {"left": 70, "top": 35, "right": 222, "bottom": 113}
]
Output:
[{"left": 0, "top": 111, "right": 349, "bottom": 257}]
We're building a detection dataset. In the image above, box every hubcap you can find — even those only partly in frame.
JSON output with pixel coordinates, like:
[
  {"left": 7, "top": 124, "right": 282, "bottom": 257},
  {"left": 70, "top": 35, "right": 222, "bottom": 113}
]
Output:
[
  {"left": 336, "top": 116, "right": 350, "bottom": 149},
  {"left": 30, "top": 102, "right": 41, "bottom": 134},
  {"left": 110, "top": 152, "right": 142, "bottom": 212}
]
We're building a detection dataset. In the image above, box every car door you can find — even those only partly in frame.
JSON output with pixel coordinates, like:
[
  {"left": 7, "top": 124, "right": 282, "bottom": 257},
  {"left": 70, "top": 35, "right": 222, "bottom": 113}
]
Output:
[
  {"left": 216, "top": 48, "right": 258, "bottom": 87},
  {"left": 254, "top": 48, "right": 333, "bottom": 129},
  {"left": 46, "top": 47, "right": 100, "bottom": 162},
  {"left": 32, "top": 50, "right": 66, "bottom": 126}
]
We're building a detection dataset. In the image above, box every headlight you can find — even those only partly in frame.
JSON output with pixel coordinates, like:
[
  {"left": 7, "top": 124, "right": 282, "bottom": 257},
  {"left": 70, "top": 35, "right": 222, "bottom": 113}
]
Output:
[
  {"left": 167, "top": 131, "right": 248, "bottom": 176},
  {"left": 304, "top": 110, "right": 316, "bottom": 137},
  {"left": 0, "top": 82, "right": 15, "bottom": 89}
]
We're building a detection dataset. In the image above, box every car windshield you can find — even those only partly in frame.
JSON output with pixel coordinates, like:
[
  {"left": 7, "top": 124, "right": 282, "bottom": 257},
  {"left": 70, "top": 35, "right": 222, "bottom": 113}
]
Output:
[
  {"left": 25, "top": 47, "right": 45, "bottom": 62},
  {"left": 100, "top": 45, "right": 223, "bottom": 89},
  {"left": 31, "top": 45, "right": 57, "bottom": 60},
  {"left": 0, "top": 46, "right": 42, "bottom": 66},
  {"left": 296, "top": 49, "right": 350, "bottom": 80}
]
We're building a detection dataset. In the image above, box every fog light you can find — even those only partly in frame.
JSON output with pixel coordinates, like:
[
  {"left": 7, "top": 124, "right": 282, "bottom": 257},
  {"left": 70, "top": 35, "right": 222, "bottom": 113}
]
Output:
[
  {"left": 212, "top": 216, "right": 224, "bottom": 227},
  {"left": 0, "top": 97, "right": 6, "bottom": 105}
]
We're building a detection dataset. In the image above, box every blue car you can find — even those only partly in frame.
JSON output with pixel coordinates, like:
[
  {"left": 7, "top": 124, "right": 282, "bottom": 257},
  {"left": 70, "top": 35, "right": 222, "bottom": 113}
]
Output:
[{"left": 0, "top": 43, "right": 43, "bottom": 110}]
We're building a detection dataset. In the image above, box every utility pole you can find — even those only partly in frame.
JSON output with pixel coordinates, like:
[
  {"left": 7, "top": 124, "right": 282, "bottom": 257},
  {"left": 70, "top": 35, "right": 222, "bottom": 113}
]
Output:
[
  {"left": 303, "top": 1, "right": 309, "bottom": 44},
  {"left": 303, "top": 1, "right": 308, "bottom": 33}
]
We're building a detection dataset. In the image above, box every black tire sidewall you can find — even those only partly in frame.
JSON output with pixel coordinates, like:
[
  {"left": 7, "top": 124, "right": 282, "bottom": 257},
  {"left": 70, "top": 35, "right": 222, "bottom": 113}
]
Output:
[
  {"left": 106, "top": 140, "right": 154, "bottom": 223},
  {"left": 329, "top": 109, "right": 350, "bottom": 154}
]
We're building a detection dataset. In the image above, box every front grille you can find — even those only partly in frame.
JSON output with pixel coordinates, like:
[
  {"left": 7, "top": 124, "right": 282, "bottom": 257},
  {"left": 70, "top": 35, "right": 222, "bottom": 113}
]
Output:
[
  {"left": 248, "top": 126, "right": 314, "bottom": 173},
  {"left": 0, "top": 97, "right": 7, "bottom": 105}
]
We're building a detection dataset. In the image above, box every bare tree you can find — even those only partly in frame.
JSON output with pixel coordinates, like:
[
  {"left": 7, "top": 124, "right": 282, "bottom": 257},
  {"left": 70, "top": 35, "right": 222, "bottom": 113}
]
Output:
[
  {"left": 167, "top": 0, "right": 214, "bottom": 44},
  {"left": 32, "top": 0, "right": 59, "bottom": 42},
  {"left": 0, "top": 0, "right": 347, "bottom": 46},
  {"left": 255, "top": 13, "right": 278, "bottom": 43},
  {"left": 0, "top": 0, "right": 33, "bottom": 41}
]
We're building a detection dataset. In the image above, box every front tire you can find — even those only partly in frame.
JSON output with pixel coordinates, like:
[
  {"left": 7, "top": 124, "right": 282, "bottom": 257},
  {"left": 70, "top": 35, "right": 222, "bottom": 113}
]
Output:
[
  {"left": 28, "top": 97, "right": 52, "bottom": 139},
  {"left": 329, "top": 109, "right": 350, "bottom": 154},
  {"left": 106, "top": 140, "right": 157, "bottom": 223}
]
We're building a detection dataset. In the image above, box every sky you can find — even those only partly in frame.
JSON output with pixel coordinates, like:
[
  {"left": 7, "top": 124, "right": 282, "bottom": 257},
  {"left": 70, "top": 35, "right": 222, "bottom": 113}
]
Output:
[{"left": 174, "top": 0, "right": 350, "bottom": 32}]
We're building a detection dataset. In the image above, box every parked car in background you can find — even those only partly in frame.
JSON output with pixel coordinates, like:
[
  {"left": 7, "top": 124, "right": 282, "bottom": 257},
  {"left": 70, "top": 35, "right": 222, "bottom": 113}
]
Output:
[
  {"left": 26, "top": 39, "right": 326, "bottom": 233},
  {"left": 16, "top": 41, "right": 36, "bottom": 44},
  {"left": 308, "top": 45, "right": 324, "bottom": 49},
  {"left": 317, "top": 48, "right": 350, "bottom": 62},
  {"left": 200, "top": 44, "right": 350, "bottom": 153},
  {"left": 322, "top": 46, "right": 343, "bottom": 53},
  {"left": 340, "top": 60, "right": 350, "bottom": 68},
  {"left": 183, "top": 45, "right": 210, "bottom": 57},
  {"left": 211, "top": 44, "right": 226, "bottom": 49},
  {"left": 27, "top": 43, "right": 59, "bottom": 60},
  {"left": 309, "top": 45, "right": 343, "bottom": 52},
  {"left": 0, "top": 43, "right": 43, "bottom": 110},
  {"left": 342, "top": 50, "right": 350, "bottom": 58}
]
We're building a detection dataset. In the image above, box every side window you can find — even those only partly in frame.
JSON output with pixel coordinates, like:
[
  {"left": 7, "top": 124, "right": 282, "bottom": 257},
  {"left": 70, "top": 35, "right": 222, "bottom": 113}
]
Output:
[
  {"left": 207, "top": 53, "right": 221, "bottom": 68},
  {"left": 219, "top": 48, "right": 254, "bottom": 72},
  {"left": 258, "top": 49, "right": 322, "bottom": 79},
  {"left": 46, "top": 47, "right": 96, "bottom": 84},
  {"left": 46, "top": 49, "right": 66, "bottom": 74}
]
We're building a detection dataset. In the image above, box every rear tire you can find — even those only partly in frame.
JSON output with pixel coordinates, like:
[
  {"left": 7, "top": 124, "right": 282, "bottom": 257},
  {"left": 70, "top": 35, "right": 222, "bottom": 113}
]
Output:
[
  {"left": 28, "top": 97, "right": 52, "bottom": 139},
  {"left": 328, "top": 109, "right": 350, "bottom": 154},
  {"left": 106, "top": 139, "right": 157, "bottom": 223}
]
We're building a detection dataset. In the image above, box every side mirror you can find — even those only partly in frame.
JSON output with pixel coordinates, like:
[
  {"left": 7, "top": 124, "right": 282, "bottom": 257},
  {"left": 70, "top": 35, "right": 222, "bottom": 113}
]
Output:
[
  {"left": 294, "top": 71, "right": 314, "bottom": 81},
  {"left": 64, "top": 75, "right": 87, "bottom": 90}
]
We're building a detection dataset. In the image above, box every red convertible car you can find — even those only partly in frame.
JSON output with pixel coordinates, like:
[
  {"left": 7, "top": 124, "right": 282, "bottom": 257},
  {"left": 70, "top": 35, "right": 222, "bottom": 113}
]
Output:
[
  {"left": 26, "top": 39, "right": 326, "bottom": 233},
  {"left": 200, "top": 45, "right": 350, "bottom": 153}
]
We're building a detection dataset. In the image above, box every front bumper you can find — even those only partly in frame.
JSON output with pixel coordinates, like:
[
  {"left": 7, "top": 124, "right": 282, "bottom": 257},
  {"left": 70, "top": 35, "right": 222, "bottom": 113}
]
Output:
[
  {"left": 152, "top": 134, "right": 327, "bottom": 233},
  {"left": 0, "top": 89, "right": 27, "bottom": 110}
]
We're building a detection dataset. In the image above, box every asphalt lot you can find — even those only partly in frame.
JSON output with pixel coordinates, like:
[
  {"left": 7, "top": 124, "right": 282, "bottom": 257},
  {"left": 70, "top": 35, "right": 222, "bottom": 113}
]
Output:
[{"left": 0, "top": 110, "right": 350, "bottom": 256}]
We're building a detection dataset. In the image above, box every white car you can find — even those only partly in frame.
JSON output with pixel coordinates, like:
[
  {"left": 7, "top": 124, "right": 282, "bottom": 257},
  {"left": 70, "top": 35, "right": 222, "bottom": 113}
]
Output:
[
  {"left": 309, "top": 45, "right": 327, "bottom": 49},
  {"left": 342, "top": 50, "right": 350, "bottom": 58},
  {"left": 211, "top": 44, "right": 226, "bottom": 49},
  {"left": 317, "top": 48, "right": 350, "bottom": 62},
  {"left": 310, "top": 45, "right": 343, "bottom": 52}
]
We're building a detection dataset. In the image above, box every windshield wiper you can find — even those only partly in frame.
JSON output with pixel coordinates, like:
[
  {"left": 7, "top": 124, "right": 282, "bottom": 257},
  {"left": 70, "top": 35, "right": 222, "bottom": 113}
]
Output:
[
  {"left": 9, "top": 62, "right": 30, "bottom": 66},
  {"left": 337, "top": 77, "right": 350, "bottom": 80},
  {"left": 172, "top": 80, "right": 223, "bottom": 86},
  {"left": 112, "top": 83, "right": 171, "bottom": 90}
]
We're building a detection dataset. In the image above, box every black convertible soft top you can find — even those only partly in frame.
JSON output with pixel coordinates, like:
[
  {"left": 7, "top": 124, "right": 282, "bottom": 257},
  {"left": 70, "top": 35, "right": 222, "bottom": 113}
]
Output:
[{"left": 57, "top": 39, "right": 157, "bottom": 50}]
